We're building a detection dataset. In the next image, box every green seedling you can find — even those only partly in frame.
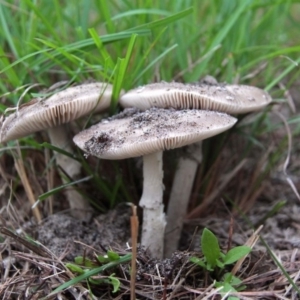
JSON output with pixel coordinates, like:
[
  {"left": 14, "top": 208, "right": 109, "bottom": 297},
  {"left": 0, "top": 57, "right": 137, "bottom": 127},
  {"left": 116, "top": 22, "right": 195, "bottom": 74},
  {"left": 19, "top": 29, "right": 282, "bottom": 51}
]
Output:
[
  {"left": 215, "top": 272, "right": 247, "bottom": 300},
  {"left": 190, "top": 228, "right": 251, "bottom": 299},
  {"left": 65, "top": 250, "right": 127, "bottom": 296},
  {"left": 88, "top": 273, "right": 120, "bottom": 293},
  {"left": 97, "top": 249, "right": 120, "bottom": 263}
]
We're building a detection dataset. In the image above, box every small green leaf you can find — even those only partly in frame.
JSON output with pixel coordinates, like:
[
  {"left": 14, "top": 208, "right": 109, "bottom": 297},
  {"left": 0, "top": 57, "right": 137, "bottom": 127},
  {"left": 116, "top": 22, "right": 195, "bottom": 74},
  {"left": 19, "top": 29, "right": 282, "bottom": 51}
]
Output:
[
  {"left": 223, "top": 246, "right": 251, "bottom": 265},
  {"left": 88, "top": 274, "right": 120, "bottom": 293},
  {"left": 66, "top": 263, "right": 84, "bottom": 274},
  {"left": 223, "top": 273, "right": 247, "bottom": 291},
  {"left": 215, "top": 281, "right": 237, "bottom": 292},
  {"left": 190, "top": 256, "right": 207, "bottom": 269},
  {"left": 215, "top": 281, "right": 239, "bottom": 300},
  {"left": 201, "top": 228, "right": 221, "bottom": 269},
  {"left": 205, "top": 262, "right": 214, "bottom": 272},
  {"left": 223, "top": 273, "right": 242, "bottom": 285},
  {"left": 74, "top": 256, "right": 95, "bottom": 268},
  {"left": 74, "top": 256, "right": 84, "bottom": 264},
  {"left": 97, "top": 255, "right": 110, "bottom": 264},
  {"left": 216, "top": 258, "right": 225, "bottom": 269},
  {"left": 48, "top": 254, "right": 131, "bottom": 297},
  {"left": 108, "top": 275, "right": 120, "bottom": 293},
  {"left": 88, "top": 277, "right": 103, "bottom": 285},
  {"left": 107, "top": 250, "right": 120, "bottom": 261}
]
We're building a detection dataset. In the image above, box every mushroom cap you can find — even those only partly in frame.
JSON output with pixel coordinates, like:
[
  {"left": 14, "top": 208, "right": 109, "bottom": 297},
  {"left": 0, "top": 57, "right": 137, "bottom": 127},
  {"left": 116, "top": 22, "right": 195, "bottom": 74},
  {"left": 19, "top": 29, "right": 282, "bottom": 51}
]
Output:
[
  {"left": 0, "top": 82, "right": 114, "bottom": 143},
  {"left": 120, "top": 81, "right": 272, "bottom": 114},
  {"left": 73, "top": 108, "right": 237, "bottom": 160}
]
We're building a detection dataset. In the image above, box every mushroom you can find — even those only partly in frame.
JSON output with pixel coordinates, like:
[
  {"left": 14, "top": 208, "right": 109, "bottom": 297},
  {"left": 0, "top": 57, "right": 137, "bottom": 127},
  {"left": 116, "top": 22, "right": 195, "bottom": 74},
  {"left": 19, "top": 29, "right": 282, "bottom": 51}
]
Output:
[
  {"left": 73, "top": 107, "right": 237, "bottom": 258},
  {"left": 120, "top": 81, "right": 271, "bottom": 112},
  {"left": 0, "top": 82, "right": 114, "bottom": 220},
  {"left": 120, "top": 80, "right": 272, "bottom": 257}
]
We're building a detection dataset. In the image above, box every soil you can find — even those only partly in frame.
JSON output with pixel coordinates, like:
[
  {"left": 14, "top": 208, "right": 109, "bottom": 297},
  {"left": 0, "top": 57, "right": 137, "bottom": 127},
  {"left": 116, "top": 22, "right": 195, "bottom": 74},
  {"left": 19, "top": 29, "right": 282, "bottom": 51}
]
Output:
[{"left": 36, "top": 204, "right": 131, "bottom": 261}]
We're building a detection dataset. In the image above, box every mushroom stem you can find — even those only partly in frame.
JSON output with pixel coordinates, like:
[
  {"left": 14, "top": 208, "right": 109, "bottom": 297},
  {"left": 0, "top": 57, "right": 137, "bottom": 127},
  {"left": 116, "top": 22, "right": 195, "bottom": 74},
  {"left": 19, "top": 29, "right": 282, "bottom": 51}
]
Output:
[
  {"left": 164, "top": 141, "right": 202, "bottom": 257},
  {"left": 48, "top": 125, "right": 91, "bottom": 220},
  {"left": 139, "top": 151, "right": 166, "bottom": 259}
]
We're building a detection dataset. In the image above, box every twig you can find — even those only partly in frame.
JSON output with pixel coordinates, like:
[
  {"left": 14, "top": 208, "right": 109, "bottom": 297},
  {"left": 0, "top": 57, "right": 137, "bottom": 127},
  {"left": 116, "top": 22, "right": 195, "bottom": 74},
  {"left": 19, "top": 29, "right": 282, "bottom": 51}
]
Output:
[
  {"left": 231, "top": 225, "right": 263, "bottom": 276},
  {"left": 130, "top": 205, "right": 138, "bottom": 300},
  {"left": 0, "top": 227, "right": 50, "bottom": 257},
  {"left": 14, "top": 147, "right": 42, "bottom": 222},
  {"left": 187, "top": 159, "right": 247, "bottom": 219}
]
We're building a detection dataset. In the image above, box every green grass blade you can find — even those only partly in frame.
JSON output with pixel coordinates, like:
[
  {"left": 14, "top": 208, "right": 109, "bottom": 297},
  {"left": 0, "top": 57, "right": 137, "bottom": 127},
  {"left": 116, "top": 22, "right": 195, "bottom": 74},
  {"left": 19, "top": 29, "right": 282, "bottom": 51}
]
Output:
[
  {"left": 112, "top": 8, "right": 170, "bottom": 21},
  {"left": 189, "top": 0, "right": 253, "bottom": 81},
  {"left": 132, "top": 7, "right": 193, "bottom": 30},
  {"left": 131, "top": 26, "right": 167, "bottom": 82},
  {"left": 97, "top": 0, "right": 115, "bottom": 34},
  {"left": 260, "top": 237, "right": 300, "bottom": 295},
  {"left": 0, "top": 29, "right": 150, "bottom": 75},
  {"left": 40, "top": 142, "right": 80, "bottom": 161},
  {"left": 265, "top": 56, "right": 300, "bottom": 91},
  {"left": 38, "top": 176, "right": 92, "bottom": 201},
  {"left": 0, "top": 5, "right": 19, "bottom": 59},
  {"left": 134, "top": 43, "right": 178, "bottom": 84},
  {"left": 24, "top": 0, "right": 61, "bottom": 41},
  {"left": 88, "top": 27, "right": 115, "bottom": 69},
  {"left": 111, "top": 34, "right": 137, "bottom": 113}
]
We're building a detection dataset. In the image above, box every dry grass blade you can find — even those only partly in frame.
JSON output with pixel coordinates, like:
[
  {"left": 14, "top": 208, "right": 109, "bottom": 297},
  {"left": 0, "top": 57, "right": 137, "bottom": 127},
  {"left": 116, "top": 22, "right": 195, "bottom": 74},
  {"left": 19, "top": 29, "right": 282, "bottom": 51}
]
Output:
[
  {"left": 13, "top": 147, "right": 42, "bottom": 222},
  {"left": 187, "top": 159, "right": 247, "bottom": 219},
  {"left": 278, "top": 82, "right": 296, "bottom": 114},
  {"left": 231, "top": 225, "right": 263, "bottom": 276},
  {"left": 184, "top": 285, "right": 224, "bottom": 299},
  {"left": 193, "top": 282, "right": 216, "bottom": 300},
  {"left": 44, "top": 147, "right": 54, "bottom": 215},
  {"left": 274, "top": 110, "right": 300, "bottom": 201},
  {"left": 237, "top": 146, "right": 273, "bottom": 212},
  {"left": 0, "top": 227, "right": 50, "bottom": 257},
  {"left": 130, "top": 204, "right": 139, "bottom": 300}
]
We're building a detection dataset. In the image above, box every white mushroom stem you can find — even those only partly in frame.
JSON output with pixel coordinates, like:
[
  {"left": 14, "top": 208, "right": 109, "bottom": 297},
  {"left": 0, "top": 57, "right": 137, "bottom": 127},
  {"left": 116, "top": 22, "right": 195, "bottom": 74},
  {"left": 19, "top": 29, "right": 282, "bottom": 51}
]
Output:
[
  {"left": 139, "top": 151, "right": 166, "bottom": 259},
  {"left": 48, "top": 125, "right": 91, "bottom": 220},
  {"left": 164, "top": 141, "right": 202, "bottom": 257}
]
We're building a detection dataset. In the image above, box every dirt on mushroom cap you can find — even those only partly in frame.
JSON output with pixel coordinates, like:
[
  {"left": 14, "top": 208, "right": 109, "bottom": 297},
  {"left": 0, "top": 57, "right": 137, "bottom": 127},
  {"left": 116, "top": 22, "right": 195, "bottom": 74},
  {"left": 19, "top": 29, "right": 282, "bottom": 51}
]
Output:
[{"left": 73, "top": 108, "right": 237, "bottom": 160}]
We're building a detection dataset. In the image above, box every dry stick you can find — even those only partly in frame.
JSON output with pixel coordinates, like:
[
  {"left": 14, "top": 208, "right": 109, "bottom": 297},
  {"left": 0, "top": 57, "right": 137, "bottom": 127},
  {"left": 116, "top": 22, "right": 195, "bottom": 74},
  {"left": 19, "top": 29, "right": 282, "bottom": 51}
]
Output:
[
  {"left": 227, "top": 216, "right": 234, "bottom": 253},
  {"left": 231, "top": 225, "right": 263, "bottom": 276},
  {"left": 44, "top": 147, "right": 54, "bottom": 215},
  {"left": 130, "top": 205, "right": 138, "bottom": 300},
  {"left": 187, "top": 159, "right": 247, "bottom": 219},
  {"left": 238, "top": 146, "right": 273, "bottom": 212},
  {"left": 14, "top": 148, "right": 42, "bottom": 223},
  {"left": 0, "top": 227, "right": 49, "bottom": 257},
  {"left": 275, "top": 110, "right": 300, "bottom": 201},
  {"left": 278, "top": 82, "right": 296, "bottom": 114}
]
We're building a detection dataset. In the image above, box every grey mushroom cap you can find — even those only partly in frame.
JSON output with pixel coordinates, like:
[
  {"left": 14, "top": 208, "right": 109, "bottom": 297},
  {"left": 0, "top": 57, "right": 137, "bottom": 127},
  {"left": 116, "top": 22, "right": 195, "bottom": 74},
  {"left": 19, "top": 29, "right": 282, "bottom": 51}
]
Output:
[
  {"left": 120, "top": 81, "right": 272, "bottom": 114},
  {"left": 73, "top": 108, "right": 237, "bottom": 160},
  {"left": 0, "top": 82, "right": 114, "bottom": 143}
]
